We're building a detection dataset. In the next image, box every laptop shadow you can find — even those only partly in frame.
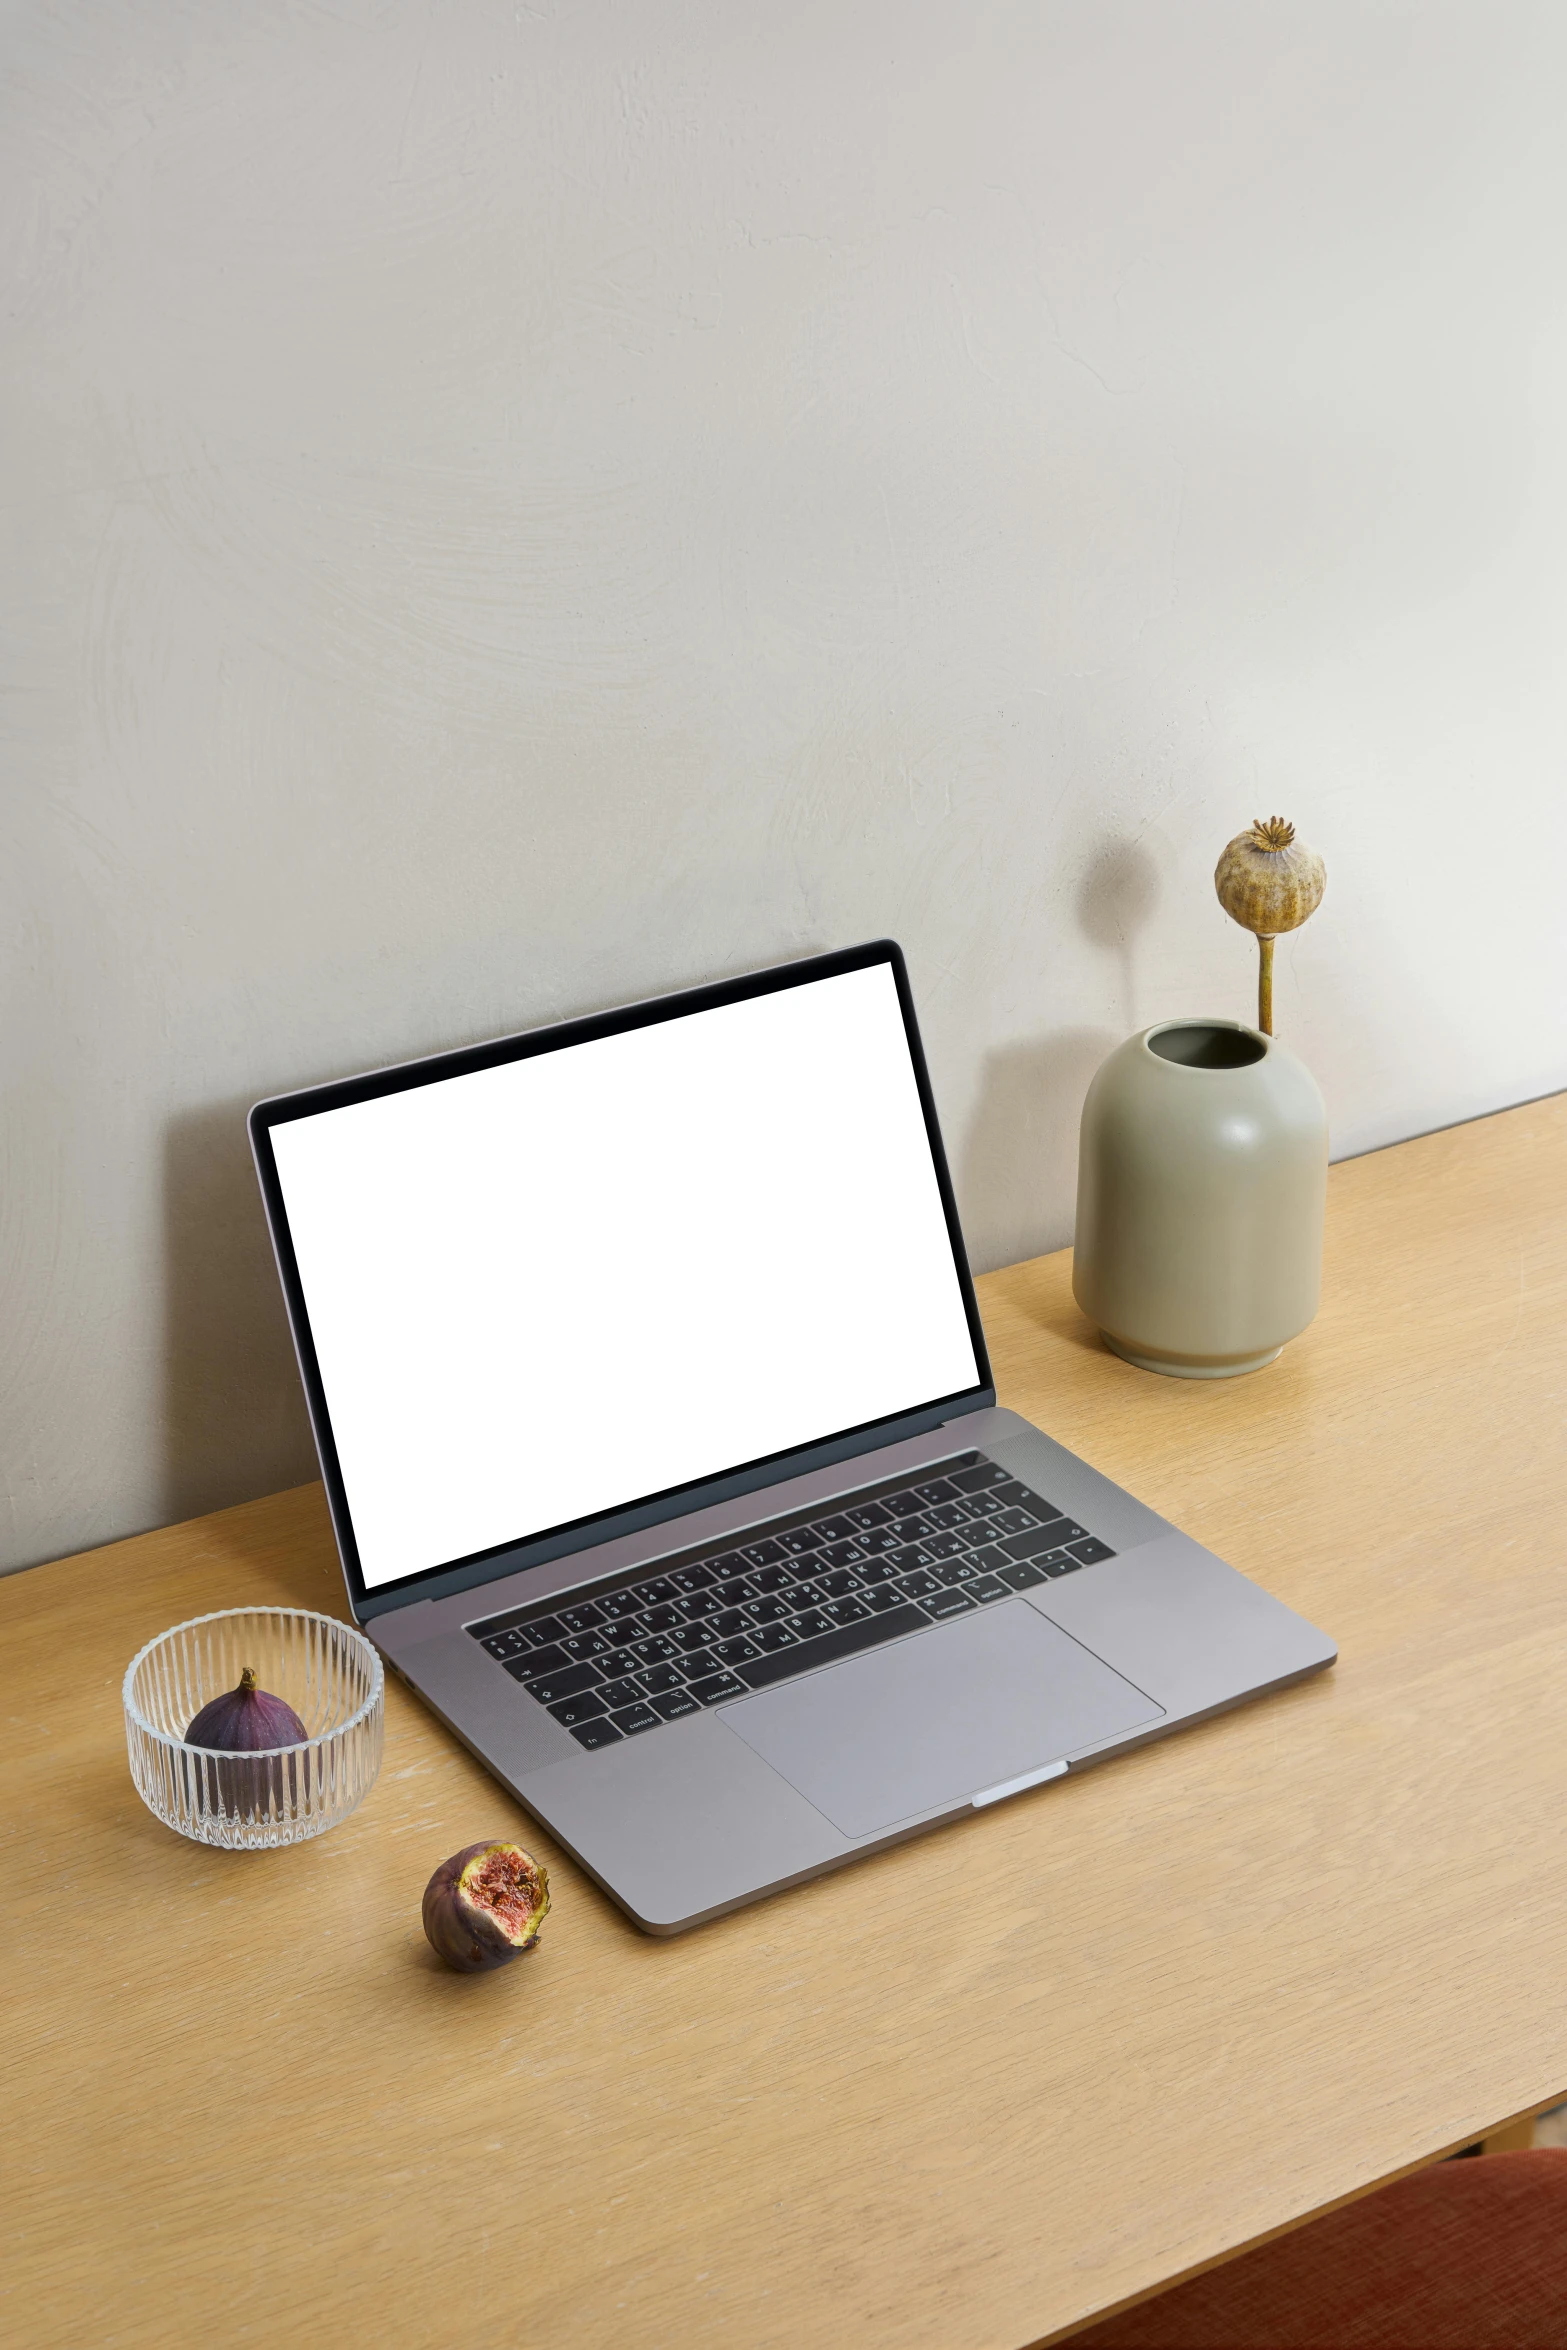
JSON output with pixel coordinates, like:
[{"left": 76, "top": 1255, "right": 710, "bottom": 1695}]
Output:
[
  {"left": 160, "top": 1094, "right": 319, "bottom": 1529},
  {"left": 957, "top": 1026, "right": 1116, "bottom": 1278}
]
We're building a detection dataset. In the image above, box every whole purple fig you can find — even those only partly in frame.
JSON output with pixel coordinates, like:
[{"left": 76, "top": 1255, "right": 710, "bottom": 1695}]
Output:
[
  {"left": 187, "top": 1664, "right": 308, "bottom": 1750},
  {"left": 422, "top": 1840, "right": 550, "bottom": 1973},
  {"left": 184, "top": 1665, "right": 309, "bottom": 1821}
]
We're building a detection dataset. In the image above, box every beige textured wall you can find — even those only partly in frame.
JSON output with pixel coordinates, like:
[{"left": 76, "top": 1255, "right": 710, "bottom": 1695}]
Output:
[{"left": 5, "top": 3, "right": 1567, "bottom": 1572}]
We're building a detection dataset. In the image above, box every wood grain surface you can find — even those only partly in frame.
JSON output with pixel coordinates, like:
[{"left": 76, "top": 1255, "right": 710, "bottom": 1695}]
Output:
[{"left": 6, "top": 1095, "right": 1567, "bottom": 2350}]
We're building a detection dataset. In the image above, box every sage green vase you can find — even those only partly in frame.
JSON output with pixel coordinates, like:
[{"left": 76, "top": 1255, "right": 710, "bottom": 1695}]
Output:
[{"left": 1072, "top": 1020, "right": 1328, "bottom": 1378}]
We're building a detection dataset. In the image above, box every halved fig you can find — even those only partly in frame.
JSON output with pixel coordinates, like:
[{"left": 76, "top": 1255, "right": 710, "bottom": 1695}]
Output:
[{"left": 422, "top": 1841, "right": 550, "bottom": 1973}]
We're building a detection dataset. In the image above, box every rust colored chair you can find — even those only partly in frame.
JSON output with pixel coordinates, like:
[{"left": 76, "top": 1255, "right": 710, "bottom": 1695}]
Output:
[{"left": 1073, "top": 2149, "right": 1567, "bottom": 2350}]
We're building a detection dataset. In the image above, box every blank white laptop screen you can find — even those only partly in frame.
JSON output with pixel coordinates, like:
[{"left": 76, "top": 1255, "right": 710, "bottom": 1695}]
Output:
[{"left": 267, "top": 962, "right": 983, "bottom": 1591}]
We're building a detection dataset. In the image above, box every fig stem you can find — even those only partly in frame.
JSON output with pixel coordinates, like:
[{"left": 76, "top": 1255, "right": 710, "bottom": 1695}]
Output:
[
  {"left": 1257, "top": 935, "right": 1275, "bottom": 1036},
  {"left": 239, "top": 1665, "right": 258, "bottom": 1694}
]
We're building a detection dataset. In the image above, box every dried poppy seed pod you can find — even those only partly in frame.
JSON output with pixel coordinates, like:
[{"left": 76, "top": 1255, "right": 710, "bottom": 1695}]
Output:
[{"left": 1214, "top": 816, "right": 1325, "bottom": 1035}]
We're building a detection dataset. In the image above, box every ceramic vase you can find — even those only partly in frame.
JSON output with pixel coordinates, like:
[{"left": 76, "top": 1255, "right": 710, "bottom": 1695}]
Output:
[{"left": 1072, "top": 1020, "right": 1328, "bottom": 1378}]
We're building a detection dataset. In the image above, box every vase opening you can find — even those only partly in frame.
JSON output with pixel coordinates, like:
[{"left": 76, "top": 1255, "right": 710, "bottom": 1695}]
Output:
[{"left": 1147, "top": 1023, "right": 1266, "bottom": 1070}]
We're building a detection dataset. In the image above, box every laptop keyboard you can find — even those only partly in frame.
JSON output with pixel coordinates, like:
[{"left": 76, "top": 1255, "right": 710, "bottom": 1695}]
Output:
[{"left": 466, "top": 1451, "right": 1116, "bottom": 1751}]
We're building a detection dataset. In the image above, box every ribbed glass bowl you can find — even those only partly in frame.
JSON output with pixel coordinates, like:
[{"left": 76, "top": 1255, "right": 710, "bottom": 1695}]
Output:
[{"left": 124, "top": 1607, "right": 384, "bottom": 1849}]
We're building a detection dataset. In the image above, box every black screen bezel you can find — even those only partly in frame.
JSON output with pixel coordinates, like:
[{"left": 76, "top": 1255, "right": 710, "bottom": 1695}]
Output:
[{"left": 249, "top": 940, "right": 995, "bottom": 1621}]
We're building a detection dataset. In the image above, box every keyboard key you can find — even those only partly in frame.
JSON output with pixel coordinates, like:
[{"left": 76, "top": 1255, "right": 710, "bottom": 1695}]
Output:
[
  {"left": 994, "top": 1527, "right": 1056, "bottom": 1565},
  {"left": 967, "top": 1543, "right": 1014, "bottom": 1577},
  {"left": 924, "top": 1587, "right": 976, "bottom": 1621},
  {"left": 468, "top": 1608, "right": 526, "bottom": 1643},
  {"left": 998, "top": 1559, "right": 1049, "bottom": 1593},
  {"left": 737, "top": 1603, "right": 929, "bottom": 1691},
  {"left": 882, "top": 1488, "right": 927, "bottom": 1517},
  {"left": 914, "top": 1478, "right": 960, "bottom": 1505},
  {"left": 640, "top": 1604, "right": 683, "bottom": 1634},
  {"left": 670, "top": 1562, "right": 720, "bottom": 1593},
  {"left": 640, "top": 1663, "right": 687, "bottom": 1696},
  {"left": 923, "top": 1531, "right": 969, "bottom": 1561},
  {"left": 817, "top": 1539, "right": 866, "bottom": 1570},
  {"left": 716, "top": 1576, "right": 759, "bottom": 1607},
  {"left": 967, "top": 1574, "right": 1009, "bottom": 1604},
  {"left": 740, "top": 1539, "right": 786, "bottom": 1568},
  {"left": 1041, "top": 1550, "right": 1082, "bottom": 1578},
  {"left": 680, "top": 1645, "right": 719, "bottom": 1679},
  {"left": 1068, "top": 1537, "right": 1115, "bottom": 1564},
  {"left": 599, "top": 1674, "right": 647, "bottom": 1709},
  {"left": 895, "top": 1569, "right": 941, "bottom": 1600},
  {"left": 824, "top": 1596, "right": 871, "bottom": 1627},
  {"left": 602, "top": 1619, "right": 645, "bottom": 1650},
  {"left": 687, "top": 1670, "right": 748, "bottom": 1704},
  {"left": 548, "top": 1689, "right": 608, "bottom": 1727},
  {"left": 524, "top": 1660, "right": 602, "bottom": 1704},
  {"left": 516, "top": 1642, "right": 569, "bottom": 1677},
  {"left": 556, "top": 1600, "right": 606, "bottom": 1633},
  {"left": 813, "top": 1567, "right": 863, "bottom": 1600},
  {"left": 640, "top": 1577, "right": 679, "bottom": 1606},
  {"left": 671, "top": 1623, "right": 712, "bottom": 1654},
  {"left": 631, "top": 1633, "right": 677, "bottom": 1665},
  {"left": 751, "top": 1562, "right": 793, "bottom": 1593},
  {"left": 710, "top": 1609, "right": 750, "bottom": 1640},
  {"left": 482, "top": 1632, "right": 529, "bottom": 1661},
  {"left": 679, "top": 1590, "right": 720, "bottom": 1619},
  {"left": 649, "top": 1689, "right": 701, "bottom": 1722},
  {"left": 567, "top": 1717, "right": 623, "bottom": 1749},
  {"left": 705, "top": 1551, "right": 744, "bottom": 1578},
  {"left": 791, "top": 1608, "right": 832, "bottom": 1641},
  {"left": 863, "top": 1583, "right": 905, "bottom": 1613},
  {"left": 777, "top": 1525, "right": 822, "bottom": 1556},
  {"left": 924, "top": 1501, "right": 968, "bottom": 1530},
  {"left": 755, "top": 1621, "right": 801, "bottom": 1652},
  {"left": 856, "top": 1527, "right": 905, "bottom": 1556},
  {"left": 951, "top": 1461, "right": 1008, "bottom": 1492},
  {"left": 609, "top": 1702, "right": 661, "bottom": 1737},
  {"left": 963, "top": 1489, "right": 1005, "bottom": 1518},
  {"left": 598, "top": 1589, "right": 645, "bottom": 1620},
  {"left": 746, "top": 1595, "right": 794, "bottom": 1624},
  {"left": 992, "top": 1506, "right": 1043, "bottom": 1537},
  {"left": 1024, "top": 1522, "right": 1085, "bottom": 1560},
  {"left": 526, "top": 1615, "right": 566, "bottom": 1646},
  {"left": 845, "top": 1501, "right": 894, "bottom": 1530},
  {"left": 559, "top": 1630, "right": 611, "bottom": 1661},
  {"left": 890, "top": 1543, "right": 932, "bottom": 1573},
  {"left": 714, "top": 1634, "right": 761, "bottom": 1666},
  {"left": 816, "top": 1514, "right": 858, "bottom": 1542}
]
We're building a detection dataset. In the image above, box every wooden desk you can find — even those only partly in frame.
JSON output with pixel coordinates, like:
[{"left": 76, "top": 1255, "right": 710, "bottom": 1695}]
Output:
[{"left": 7, "top": 1096, "right": 1567, "bottom": 2349}]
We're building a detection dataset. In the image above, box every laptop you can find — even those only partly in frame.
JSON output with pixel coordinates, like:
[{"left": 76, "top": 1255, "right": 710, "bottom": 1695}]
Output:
[{"left": 251, "top": 939, "right": 1336, "bottom": 1933}]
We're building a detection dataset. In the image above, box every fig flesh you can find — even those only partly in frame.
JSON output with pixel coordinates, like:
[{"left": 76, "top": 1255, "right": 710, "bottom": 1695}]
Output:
[
  {"left": 423, "top": 1840, "right": 550, "bottom": 1973},
  {"left": 184, "top": 1665, "right": 309, "bottom": 1820}
]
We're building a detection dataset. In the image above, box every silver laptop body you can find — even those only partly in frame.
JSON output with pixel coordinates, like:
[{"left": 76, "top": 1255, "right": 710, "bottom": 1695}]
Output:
[{"left": 252, "top": 942, "right": 1335, "bottom": 1934}]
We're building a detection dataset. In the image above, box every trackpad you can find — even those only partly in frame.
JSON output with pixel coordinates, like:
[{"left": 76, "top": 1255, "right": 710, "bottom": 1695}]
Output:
[{"left": 720, "top": 1601, "right": 1162, "bottom": 1838}]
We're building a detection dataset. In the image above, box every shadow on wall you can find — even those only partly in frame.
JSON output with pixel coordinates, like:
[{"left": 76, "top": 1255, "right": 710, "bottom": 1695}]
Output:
[
  {"left": 1075, "top": 836, "right": 1162, "bottom": 1033},
  {"left": 162, "top": 1098, "right": 319, "bottom": 1526},
  {"left": 960, "top": 1029, "right": 1119, "bottom": 1273},
  {"left": 958, "top": 836, "right": 1164, "bottom": 1273}
]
